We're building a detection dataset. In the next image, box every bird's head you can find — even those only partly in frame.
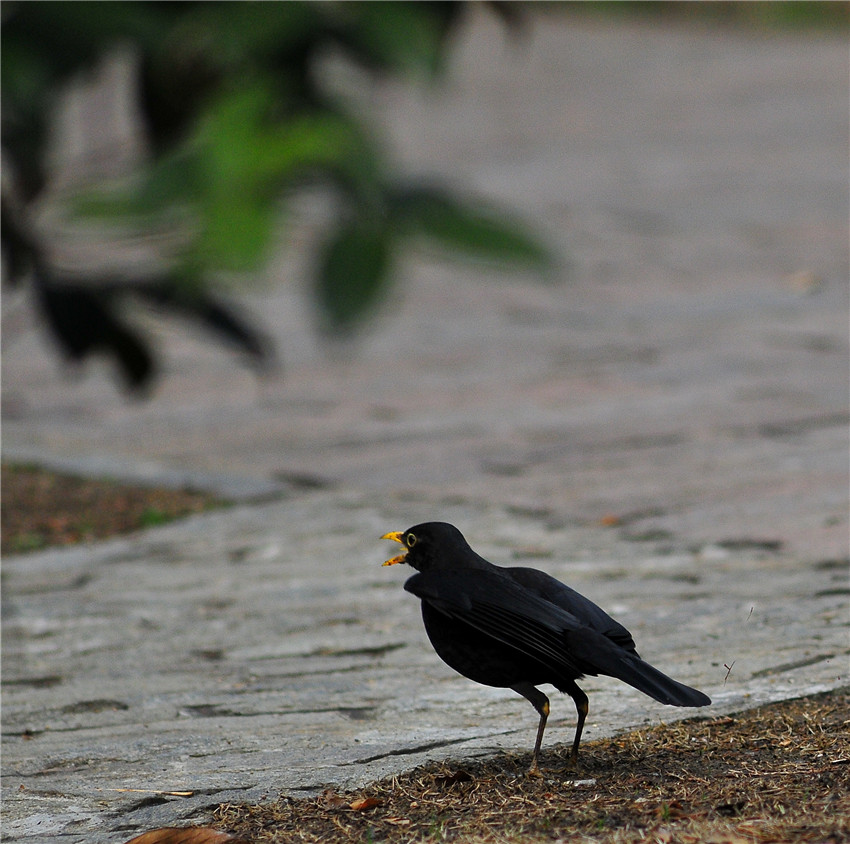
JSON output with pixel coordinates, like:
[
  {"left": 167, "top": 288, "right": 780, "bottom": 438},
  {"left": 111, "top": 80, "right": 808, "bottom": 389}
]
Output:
[{"left": 381, "top": 522, "right": 471, "bottom": 572}]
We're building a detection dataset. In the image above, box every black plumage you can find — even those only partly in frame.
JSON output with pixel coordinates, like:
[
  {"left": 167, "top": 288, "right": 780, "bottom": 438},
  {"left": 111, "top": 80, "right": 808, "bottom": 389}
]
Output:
[{"left": 382, "top": 522, "right": 710, "bottom": 774}]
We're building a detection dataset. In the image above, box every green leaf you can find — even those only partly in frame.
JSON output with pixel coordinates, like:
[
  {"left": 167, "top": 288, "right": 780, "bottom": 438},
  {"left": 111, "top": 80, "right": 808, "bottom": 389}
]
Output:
[
  {"left": 199, "top": 190, "right": 276, "bottom": 273},
  {"left": 71, "top": 86, "right": 385, "bottom": 278},
  {"left": 316, "top": 217, "right": 393, "bottom": 331},
  {"left": 341, "top": 2, "right": 446, "bottom": 77},
  {"left": 390, "top": 186, "right": 554, "bottom": 272},
  {"left": 187, "top": 85, "right": 382, "bottom": 272}
]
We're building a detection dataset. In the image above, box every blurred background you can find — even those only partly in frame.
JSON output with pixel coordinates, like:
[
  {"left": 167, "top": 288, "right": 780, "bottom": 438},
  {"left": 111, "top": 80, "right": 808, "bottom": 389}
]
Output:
[{"left": 2, "top": 1, "right": 848, "bottom": 557}]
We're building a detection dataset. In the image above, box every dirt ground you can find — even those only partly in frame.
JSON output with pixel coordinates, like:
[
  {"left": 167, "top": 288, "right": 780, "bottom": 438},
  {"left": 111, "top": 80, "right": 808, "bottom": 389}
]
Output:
[
  {"left": 1, "top": 463, "right": 224, "bottom": 554},
  {"left": 211, "top": 690, "right": 849, "bottom": 844},
  {"left": 4, "top": 467, "right": 848, "bottom": 843}
]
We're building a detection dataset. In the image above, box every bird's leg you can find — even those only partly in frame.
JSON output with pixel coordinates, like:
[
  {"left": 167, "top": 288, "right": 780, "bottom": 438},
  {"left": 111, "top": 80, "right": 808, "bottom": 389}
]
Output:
[
  {"left": 511, "top": 682, "right": 550, "bottom": 778},
  {"left": 564, "top": 681, "right": 589, "bottom": 769}
]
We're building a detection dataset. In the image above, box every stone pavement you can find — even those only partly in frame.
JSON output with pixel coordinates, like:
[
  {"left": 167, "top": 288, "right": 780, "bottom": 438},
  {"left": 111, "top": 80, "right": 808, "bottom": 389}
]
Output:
[{"left": 3, "top": 14, "right": 849, "bottom": 844}]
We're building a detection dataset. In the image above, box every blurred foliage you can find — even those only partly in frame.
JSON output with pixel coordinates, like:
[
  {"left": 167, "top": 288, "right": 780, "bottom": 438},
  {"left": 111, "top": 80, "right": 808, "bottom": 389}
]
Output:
[
  {"left": 1, "top": 1, "right": 550, "bottom": 392},
  {"left": 563, "top": 1, "right": 849, "bottom": 30}
]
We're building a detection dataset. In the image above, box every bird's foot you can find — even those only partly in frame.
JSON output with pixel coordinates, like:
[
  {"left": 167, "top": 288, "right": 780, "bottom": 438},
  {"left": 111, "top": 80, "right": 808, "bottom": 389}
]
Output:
[
  {"left": 562, "top": 752, "right": 581, "bottom": 774},
  {"left": 526, "top": 760, "right": 543, "bottom": 779}
]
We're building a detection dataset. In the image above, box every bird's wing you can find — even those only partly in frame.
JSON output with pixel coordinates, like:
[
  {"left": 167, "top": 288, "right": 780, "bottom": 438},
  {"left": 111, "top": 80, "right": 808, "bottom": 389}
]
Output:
[
  {"left": 506, "top": 567, "right": 638, "bottom": 653},
  {"left": 404, "top": 569, "right": 711, "bottom": 707},
  {"left": 404, "top": 569, "right": 606, "bottom": 678}
]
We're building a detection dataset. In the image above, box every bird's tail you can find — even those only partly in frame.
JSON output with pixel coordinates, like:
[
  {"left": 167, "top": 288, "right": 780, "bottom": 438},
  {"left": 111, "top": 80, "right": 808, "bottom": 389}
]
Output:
[
  {"left": 563, "top": 630, "right": 711, "bottom": 706},
  {"left": 607, "top": 653, "right": 710, "bottom": 706}
]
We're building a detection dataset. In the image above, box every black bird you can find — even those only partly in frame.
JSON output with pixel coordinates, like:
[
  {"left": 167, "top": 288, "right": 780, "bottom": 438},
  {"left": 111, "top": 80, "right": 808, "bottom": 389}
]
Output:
[{"left": 382, "top": 522, "right": 710, "bottom": 775}]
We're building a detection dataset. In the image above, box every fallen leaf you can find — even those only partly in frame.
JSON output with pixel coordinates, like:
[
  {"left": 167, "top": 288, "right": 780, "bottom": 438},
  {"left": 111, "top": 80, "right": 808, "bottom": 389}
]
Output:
[
  {"left": 785, "top": 269, "right": 822, "bottom": 294},
  {"left": 349, "top": 796, "right": 382, "bottom": 811},
  {"left": 123, "top": 828, "right": 251, "bottom": 844}
]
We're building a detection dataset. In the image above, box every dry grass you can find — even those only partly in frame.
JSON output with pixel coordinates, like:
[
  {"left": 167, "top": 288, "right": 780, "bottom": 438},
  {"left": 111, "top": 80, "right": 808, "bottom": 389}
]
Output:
[{"left": 214, "top": 689, "right": 849, "bottom": 843}]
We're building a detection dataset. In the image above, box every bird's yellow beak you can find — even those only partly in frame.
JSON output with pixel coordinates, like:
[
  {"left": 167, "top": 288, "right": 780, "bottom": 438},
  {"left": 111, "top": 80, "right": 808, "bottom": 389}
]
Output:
[{"left": 381, "top": 531, "right": 407, "bottom": 566}]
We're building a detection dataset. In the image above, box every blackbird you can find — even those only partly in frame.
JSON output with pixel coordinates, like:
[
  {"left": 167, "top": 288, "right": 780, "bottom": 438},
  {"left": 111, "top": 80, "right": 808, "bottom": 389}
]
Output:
[{"left": 382, "top": 522, "right": 710, "bottom": 774}]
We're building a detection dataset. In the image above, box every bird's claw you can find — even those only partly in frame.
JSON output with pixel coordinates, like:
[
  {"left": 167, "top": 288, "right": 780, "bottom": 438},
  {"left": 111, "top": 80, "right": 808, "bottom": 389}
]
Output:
[
  {"left": 526, "top": 762, "right": 543, "bottom": 779},
  {"left": 563, "top": 753, "right": 581, "bottom": 774}
]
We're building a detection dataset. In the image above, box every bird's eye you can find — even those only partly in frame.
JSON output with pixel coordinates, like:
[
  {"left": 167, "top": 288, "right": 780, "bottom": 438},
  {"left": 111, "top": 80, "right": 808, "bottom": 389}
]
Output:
[{"left": 406, "top": 533, "right": 417, "bottom": 548}]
